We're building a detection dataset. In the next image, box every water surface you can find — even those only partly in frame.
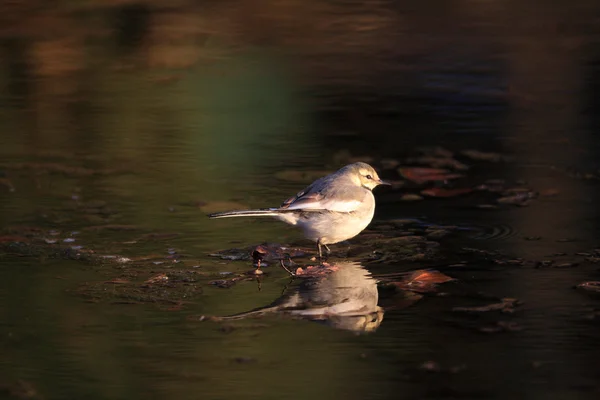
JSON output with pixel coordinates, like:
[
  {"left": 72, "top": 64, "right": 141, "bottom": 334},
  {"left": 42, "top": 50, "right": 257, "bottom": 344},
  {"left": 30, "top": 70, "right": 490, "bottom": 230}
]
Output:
[{"left": 2, "top": 1, "right": 600, "bottom": 399}]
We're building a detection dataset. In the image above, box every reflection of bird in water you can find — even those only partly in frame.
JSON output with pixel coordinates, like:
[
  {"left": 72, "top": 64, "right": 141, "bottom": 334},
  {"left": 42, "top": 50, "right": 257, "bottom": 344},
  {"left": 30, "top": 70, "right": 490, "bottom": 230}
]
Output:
[{"left": 215, "top": 261, "right": 384, "bottom": 333}]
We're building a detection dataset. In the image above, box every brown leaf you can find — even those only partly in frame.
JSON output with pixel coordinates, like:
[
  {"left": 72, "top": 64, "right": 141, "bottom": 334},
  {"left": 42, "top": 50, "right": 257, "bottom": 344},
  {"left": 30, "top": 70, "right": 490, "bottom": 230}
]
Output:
[{"left": 393, "top": 269, "right": 455, "bottom": 293}]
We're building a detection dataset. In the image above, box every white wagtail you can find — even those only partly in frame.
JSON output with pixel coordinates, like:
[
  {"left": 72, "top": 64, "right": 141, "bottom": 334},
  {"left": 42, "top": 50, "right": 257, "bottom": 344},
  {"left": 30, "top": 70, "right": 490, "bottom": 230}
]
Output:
[{"left": 208, "top": 162, "right": 390, "bottom": 259}]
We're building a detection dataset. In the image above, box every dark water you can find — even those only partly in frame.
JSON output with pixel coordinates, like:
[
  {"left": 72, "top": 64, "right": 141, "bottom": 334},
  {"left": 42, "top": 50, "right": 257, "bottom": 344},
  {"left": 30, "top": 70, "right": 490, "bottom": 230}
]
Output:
[{"left": 2, "top": 1, "right": 600, "bottom": 399}]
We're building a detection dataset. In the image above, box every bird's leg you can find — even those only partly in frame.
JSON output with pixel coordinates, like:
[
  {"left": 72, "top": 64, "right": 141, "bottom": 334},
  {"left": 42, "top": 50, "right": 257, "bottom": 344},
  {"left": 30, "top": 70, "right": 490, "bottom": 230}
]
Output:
[
  {"left": 317, "top": 240, "right": 323, "bottom": 263},
  {"left": 317, "top": 240, "right": 330, "bottom": 264},
  {"left": 279, "top": 258, "right": 296, "bottom": 276}
]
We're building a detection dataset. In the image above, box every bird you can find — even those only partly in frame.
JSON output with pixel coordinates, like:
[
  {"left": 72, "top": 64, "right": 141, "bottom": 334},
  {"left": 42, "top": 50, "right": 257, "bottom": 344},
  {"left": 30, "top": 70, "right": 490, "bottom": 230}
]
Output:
[{"left": 208, "top": 162, "right": 390, "bottom": 260}]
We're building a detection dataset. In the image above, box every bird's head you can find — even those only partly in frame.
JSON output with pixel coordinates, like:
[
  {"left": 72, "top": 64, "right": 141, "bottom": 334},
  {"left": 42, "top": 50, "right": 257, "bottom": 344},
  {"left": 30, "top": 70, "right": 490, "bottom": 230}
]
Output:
[{"left": 342, "top": 162, "right": 390, "bottom": 190}]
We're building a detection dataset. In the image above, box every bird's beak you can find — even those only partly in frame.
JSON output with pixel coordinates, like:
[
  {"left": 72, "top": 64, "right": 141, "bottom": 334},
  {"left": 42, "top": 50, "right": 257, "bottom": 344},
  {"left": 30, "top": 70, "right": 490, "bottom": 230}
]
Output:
[{"left": 377, "top": 179, "right": 391, "bottom": 186}]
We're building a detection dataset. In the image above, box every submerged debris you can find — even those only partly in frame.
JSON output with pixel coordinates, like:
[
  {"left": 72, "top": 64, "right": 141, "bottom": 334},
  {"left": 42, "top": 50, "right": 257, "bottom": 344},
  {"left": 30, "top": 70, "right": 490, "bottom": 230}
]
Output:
[
  {"left": 294, "top": 263, "right": 340, "bottom": 277},
  {"left": 76, "top": 270, "right": 203, "bottom": 305},
  {"left": 0, "top": 379, "right": 41, "bottom": 400},
  {"left": 576, "top": 281, "right": 600, "bottom": 294},
  {"left": 496, "top": 188, "right": 538, "bottom": 206},
  {"left": 210, "top": 243, "right": 308, "bottom": 263},
  {"left": 479, "top": 321, "right": 523, "bottom": 333},
  {"left": 0, "top": 177, "right": 15, "bottom": 192}
]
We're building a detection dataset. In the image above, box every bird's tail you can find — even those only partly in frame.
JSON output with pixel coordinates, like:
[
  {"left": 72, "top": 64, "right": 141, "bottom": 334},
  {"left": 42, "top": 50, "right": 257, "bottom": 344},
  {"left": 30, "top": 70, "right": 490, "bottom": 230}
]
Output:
[{"left": 208, "top": 208, "right": 282, "bottom": 219}]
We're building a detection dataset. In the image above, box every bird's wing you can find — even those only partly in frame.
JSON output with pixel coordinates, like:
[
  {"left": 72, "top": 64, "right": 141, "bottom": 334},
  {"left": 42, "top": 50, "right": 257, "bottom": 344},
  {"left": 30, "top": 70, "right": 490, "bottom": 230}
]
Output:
[{"left": 279, "top": 178, "right": 366, "bottom": 213}]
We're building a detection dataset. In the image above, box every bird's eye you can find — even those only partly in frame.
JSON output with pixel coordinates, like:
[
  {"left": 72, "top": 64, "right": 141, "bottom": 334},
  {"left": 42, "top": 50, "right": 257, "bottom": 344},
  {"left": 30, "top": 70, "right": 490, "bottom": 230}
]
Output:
[{"left": 366, "top": 174, "right": 373, "bottom": 180}]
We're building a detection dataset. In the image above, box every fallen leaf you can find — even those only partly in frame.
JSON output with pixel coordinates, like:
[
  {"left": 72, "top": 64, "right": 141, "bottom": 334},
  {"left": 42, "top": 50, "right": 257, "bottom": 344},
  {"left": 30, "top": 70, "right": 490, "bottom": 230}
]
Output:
[{"left": 393, "top": 269, "right": 455, "bottom": 293}]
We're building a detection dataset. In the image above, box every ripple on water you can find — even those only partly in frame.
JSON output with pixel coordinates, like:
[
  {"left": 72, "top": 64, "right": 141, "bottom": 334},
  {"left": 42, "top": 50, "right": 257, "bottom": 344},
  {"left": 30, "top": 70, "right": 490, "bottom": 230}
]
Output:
[{"left": 462, "top": 223, "right": 519, "bottom": 241}]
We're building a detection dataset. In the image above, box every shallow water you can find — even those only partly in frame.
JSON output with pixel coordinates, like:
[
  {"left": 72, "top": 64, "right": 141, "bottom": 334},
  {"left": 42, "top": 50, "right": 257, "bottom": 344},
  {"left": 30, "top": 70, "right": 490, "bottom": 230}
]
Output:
[{"left": 2, "top": 1, "right": 600, "bottom": 399}]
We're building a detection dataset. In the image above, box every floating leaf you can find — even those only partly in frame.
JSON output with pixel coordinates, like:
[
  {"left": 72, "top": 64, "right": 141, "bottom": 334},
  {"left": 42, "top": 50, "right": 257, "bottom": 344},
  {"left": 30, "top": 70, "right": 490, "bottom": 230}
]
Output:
[{"left": 392, "top": 269, "right": 455, "bottom": 293}]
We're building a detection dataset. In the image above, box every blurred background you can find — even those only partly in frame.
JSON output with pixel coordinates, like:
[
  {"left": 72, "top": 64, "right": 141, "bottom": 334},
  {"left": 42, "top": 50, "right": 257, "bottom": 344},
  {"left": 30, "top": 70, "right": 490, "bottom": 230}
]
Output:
[{"left": 2, "top": 0, "right": 600, "bottom": 399}]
